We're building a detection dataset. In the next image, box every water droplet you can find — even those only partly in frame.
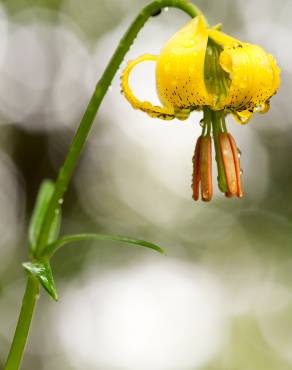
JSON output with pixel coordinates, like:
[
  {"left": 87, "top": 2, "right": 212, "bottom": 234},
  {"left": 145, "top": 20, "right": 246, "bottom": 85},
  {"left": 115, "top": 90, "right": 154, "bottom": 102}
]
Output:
[
  {"left": 164, "top": 63, "right": 171, "bottom": 72},
  {"left": 164, "top": 7, "right": 169, "bottom": 12},
  {"left": 58, "top": 198, "right": 64, "bottom": 205},
  {"left": 237, "top": 148, "right": 241, "bottom": 158},
  {"left": 207, "top": 48, "right": 213, "bottom": 56},
  {"left": 240, "top": 169, "right": 243, "bottom": 175},
  {"left": 183, "top": 39, "right": 195, "bottom": 48},
  {"left": 199, "top": 118, "right": 204, "bottom": 127},
  {"left": 151, "top": 9, "right": 162, "bottom": 16}
]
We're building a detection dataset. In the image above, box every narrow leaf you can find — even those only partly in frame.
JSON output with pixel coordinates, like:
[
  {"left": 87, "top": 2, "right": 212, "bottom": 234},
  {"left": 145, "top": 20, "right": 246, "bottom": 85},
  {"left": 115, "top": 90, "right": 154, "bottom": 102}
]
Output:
[
  {"left": 44, "top": 233, "right": 165, "bottom": 258},
  {"left": 23, "top": 261, "right": 58, "bottom": 301},
  {"left": 28, "top": 179, "right": 61, "bottom": 255}
]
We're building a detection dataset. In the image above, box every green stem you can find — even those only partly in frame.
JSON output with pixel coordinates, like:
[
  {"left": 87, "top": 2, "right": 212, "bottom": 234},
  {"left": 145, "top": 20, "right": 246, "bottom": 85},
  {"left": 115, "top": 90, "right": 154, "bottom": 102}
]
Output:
[
  {"left": 203, "top": 106, "right": 212, "bottom": 136},
  {"left": 35, "top": 0, "right": 203, "bottom": 258},
  {"left": 4, "top": 276, "right": 39, "bottom": 370},
  {"left": 211, "top": 110, "right": 228, "bottom": 192},
  {"left": 5, "top": 2, "right": 205, "bottom": 369}
]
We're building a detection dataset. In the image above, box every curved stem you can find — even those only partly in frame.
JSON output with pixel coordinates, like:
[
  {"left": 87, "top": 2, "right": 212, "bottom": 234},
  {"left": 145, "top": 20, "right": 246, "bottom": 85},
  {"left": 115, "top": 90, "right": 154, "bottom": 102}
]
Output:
[
  {"left": 35, "top": 0, "right": 203, "bottom": 258},
  {"left": 5, "top": 2, "right": 205, "bottom": 369},
  {"left": 4, "top": 276, "right": 39, "bottom": 370}
]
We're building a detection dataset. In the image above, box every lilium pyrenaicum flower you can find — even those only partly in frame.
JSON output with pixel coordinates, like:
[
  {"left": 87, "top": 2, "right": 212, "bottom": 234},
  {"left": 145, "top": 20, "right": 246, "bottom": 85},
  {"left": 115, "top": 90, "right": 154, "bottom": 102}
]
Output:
[{"left": 121, "top": 15, "right": 280, "bottom": 201}]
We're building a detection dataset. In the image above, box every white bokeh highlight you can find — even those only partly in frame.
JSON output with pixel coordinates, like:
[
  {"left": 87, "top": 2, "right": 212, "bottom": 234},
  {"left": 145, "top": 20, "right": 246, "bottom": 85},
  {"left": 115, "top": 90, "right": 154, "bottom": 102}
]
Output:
[
  {"left": 0, "top": 9, "right": 94, "bottom": 129},
  {"left": 0, "top": 151, "right": 25, "bottom": 272},
  {"left": 56, "top": 259, "right": 227, "bottom": 370}
]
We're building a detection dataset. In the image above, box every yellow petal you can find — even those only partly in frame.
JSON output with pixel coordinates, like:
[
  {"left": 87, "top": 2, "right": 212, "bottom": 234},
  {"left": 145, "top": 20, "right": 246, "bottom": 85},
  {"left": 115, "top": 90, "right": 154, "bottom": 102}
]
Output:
[
  {"left": 208, "top": 29, "right": 241, "bottom": 48},
  {"left": 121, "top": 54, "right": 176, "bottom": 120},
  {"left": 156, "top": 15, "right": 210, "bottom": 109},
  {"left": 218, "top": 43, "right": 280, "bottom": 113},
  {"left": 267, "top": 53, "right": 281, "bottom": 96}
]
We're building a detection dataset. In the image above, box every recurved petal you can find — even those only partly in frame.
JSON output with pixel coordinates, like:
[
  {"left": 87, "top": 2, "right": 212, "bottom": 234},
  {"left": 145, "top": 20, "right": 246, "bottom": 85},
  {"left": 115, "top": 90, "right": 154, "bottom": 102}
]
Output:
[
  {"left": 121, "top": 55, "right": 175, "bottom": 120},
  {"left": 268, "top": 53, "right": 281, "bottom": 94},
  {"left": 156, "top": 15, "right": 210, "bottom": 110},
  {"left": 218, "top": 43, "right": 280, "bottom": 113}
]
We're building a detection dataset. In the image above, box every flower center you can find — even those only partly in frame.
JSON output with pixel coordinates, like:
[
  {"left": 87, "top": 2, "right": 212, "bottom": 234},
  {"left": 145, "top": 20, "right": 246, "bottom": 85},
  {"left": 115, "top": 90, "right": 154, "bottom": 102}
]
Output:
[{"left": 204, "top": 39, "right": 230, "bottom": 110}]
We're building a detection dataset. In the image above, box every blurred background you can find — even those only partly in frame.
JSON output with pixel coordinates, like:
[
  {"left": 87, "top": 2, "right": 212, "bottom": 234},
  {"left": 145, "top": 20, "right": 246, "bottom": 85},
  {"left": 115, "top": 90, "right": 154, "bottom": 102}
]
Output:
[{"left": 0, "top": 0, "right": 292, "bottom": 369}]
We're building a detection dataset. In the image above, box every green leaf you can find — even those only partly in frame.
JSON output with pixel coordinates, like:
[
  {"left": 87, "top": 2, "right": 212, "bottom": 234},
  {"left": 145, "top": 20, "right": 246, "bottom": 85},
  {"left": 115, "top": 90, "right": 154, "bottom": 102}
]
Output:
[
  {"left": 28, "top": 180, "right": 61, "bottom": 255},
  {"left": 22, "top": 261, "right": 58, "bottom": 301},
  {"left": 44, "top": 233, "right": 165, "bottom": 258}
]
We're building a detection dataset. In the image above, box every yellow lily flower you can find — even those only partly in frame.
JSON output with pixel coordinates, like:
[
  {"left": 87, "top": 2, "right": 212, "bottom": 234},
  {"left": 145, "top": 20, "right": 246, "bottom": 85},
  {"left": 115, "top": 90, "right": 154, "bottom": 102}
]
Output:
[
  {"left": 121, "top": 15, "right": 280, "bottom": 123},
  {"left": 121, "top": 15, "right": 280, "bottom": 201}
]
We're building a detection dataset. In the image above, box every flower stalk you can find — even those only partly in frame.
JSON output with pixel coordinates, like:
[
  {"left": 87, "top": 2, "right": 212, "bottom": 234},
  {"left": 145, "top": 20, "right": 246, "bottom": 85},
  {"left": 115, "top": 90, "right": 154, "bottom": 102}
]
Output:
[
  {"left": 4, "top": 2, "right": 203, "bottom": 370},
  {"left": 211, "top": 110, "right": 229, "bottom": 193},
  {"left": 34, "top": 0, "right": 202, "bottom": 259},
  {"left": 4, "top": 276, "right": 39, "bottom": 370}
]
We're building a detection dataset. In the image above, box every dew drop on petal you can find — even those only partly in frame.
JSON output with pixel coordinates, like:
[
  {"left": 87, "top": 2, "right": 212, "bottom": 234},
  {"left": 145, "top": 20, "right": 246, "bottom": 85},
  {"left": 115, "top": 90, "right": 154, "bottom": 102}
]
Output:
[
  {"left": 240, "top": 169, "right": 243, "bottom": 175},
  {"left": 164, "top": 63, "right": 171, "bottom": 72},
  {"left": 237, "top": 148, "right": 242, "bottom": 158},
  {"left": 183, "top": 39, "right": 195, "bottom": 48}
]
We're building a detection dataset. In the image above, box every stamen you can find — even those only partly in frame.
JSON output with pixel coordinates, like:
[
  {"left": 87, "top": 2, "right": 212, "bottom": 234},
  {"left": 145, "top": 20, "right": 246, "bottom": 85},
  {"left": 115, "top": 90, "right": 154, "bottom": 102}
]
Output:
[
  {"left": 219, "top": 133, "right": 237, "bottom": 196},
  {"left": 200, "top": 136, "right": 213, "bottom": 201},
  {"left": 192, "top": 135, "right": 213, "bottom": 202},
  {"left": 192, "top": 136, "right": 202, "bottom": 201},
  {"left": 227, "top": 133, "right": 243, "bottom": 198}
]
